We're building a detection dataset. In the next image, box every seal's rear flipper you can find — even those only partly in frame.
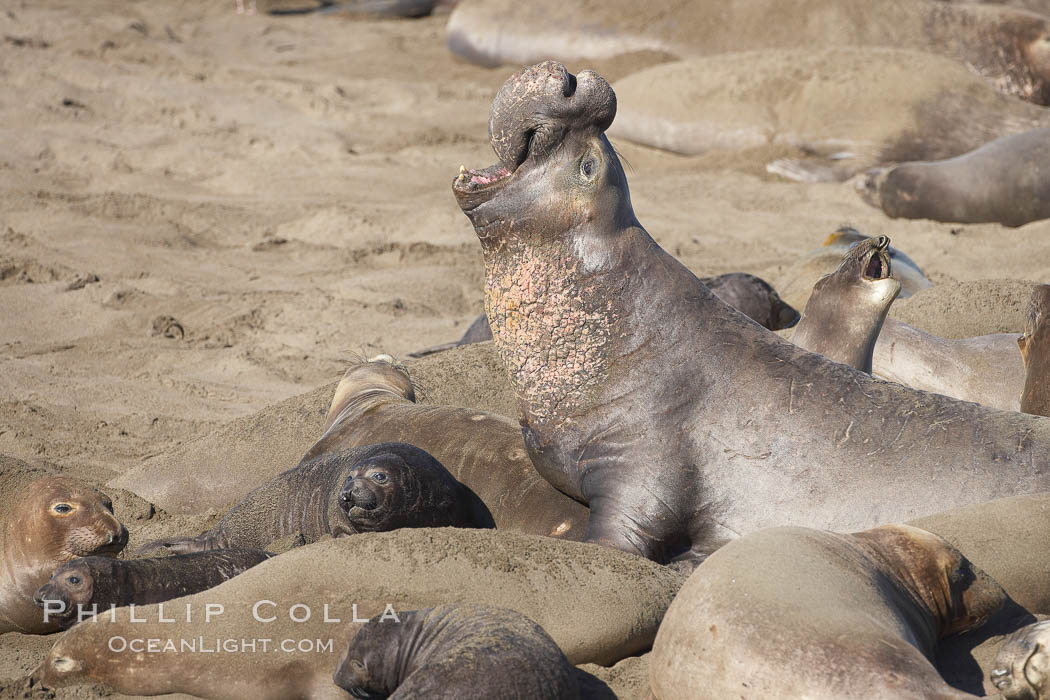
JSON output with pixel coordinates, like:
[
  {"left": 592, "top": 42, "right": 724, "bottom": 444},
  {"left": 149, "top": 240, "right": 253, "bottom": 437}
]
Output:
[
  {"left": 135, "top": 535, "right": 216, "bottom": 556},
  {"left": 766, "top": 158, "right": 849, "bottom": 183}
]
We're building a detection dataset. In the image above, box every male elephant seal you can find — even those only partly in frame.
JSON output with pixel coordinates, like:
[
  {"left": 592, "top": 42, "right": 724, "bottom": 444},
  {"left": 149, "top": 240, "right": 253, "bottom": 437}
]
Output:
[
  {"left": 139, "top": 442, "right": 490, "bottom": 553},
  {"left": 791, "top": 235, "right": 900, "bottom": 373},
  {"left": 303, "top": 355, "right": 589, "bottom": 540},
  {"left": 334, "top": 604, "right": 579, "bottom": 699},
  {"left": 1020, "top": 285, "right": 1050, "bottom": 417},
  {"left": 454, "top": 61, "right": 1050, "bottom": 564},
  {"left": 33, "top": 549, "right": 272, "bottom": 630},
  {"left": 0, "top": 477, "right": 127, "bottom": 635},
  {"left": 649, "top": 524, "right": 1008, "bottom": 699},
  {"left": 858, "top": 128, "right": 1050, "bottom": 227}
]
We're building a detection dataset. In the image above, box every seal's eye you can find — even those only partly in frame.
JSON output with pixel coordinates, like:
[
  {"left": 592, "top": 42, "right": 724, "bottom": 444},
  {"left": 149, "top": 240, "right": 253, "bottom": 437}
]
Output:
[
  {"left": 580, "top": 156, "right": 597, "bottom": 179},
  {"left": 52, "top": 503, "right": 73, "bottom": 514},
  {"left": 370, "top": 472, "right": 388, "bottom": 484},
  {"left": 67, "top": 576, "right": 81, "bottom": 585}
]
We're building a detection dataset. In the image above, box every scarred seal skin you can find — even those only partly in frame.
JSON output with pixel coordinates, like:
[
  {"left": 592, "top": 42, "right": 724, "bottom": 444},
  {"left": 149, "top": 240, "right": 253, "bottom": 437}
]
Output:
[
  {"left": 454, "top": 61, "right": 1050, "bottom": 565},
  {"left": 32, "top": 549, "right": 272, "bottom": 630},
  {"left": 649, "top": 524, "right": 1008, "bottom": 699},
  {"left": 857, "top": 127, "right": 1050, "bottom": 227},
  {"left": 138, "top": 442, "right": 491, "bottom": 554},
  {"left": 791, "top": 234, "right": 900, "bottom": 373},
  {"left": 303, "top": 355, "right": 589, "bottom": 540},
  {"left": 1020, "top": 285, "right": 1050, "bottom": 417},
  {"left": 0, "top": 476, "right": 127, "bottom": 634},
  {"left": 333, "top": 603, "right": 580, "bottom": 699}
]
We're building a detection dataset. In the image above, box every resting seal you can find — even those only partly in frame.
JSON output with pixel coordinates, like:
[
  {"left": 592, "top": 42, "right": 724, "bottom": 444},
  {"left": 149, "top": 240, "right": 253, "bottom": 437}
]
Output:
[
  {"left": 858, "top": 128, "right": 1050, "bottom": 227},
  {"left": 334, "top": 603, "right": 579, "bottom": 699},
  {"left": 0, "top": 477, "right": 127, "bottom": 635},
  {"left": 649, "top": 524, "right": 1009, "bottom": 699},
  {"left": 991, "top": 620, "right": 1050, "bottom": 699},
  {"left": 303, "top": 355, "right": 588, "bottom": 539},
  {"left": 454, "top": 61, "right": 1050, "bottom": 564},
  {"left": 1020, "top": 285, "right": 1050, "bottom": 417},
  {"left": 33, "top": 549, "right": 272, "bottom": 630},
  {"left": 791, "top": 235, "right": 899, "bottom": 373},
  {"left": 139, "top": 442, "right": 490, "bottom": 554}
]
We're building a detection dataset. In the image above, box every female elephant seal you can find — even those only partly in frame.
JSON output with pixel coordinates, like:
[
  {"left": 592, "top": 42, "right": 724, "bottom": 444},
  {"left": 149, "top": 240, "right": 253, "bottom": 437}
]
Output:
[
  {"left": 858, "top": 127, "right": 1050, "bottom": 227},
  {"left": 454, "top": 61, "right": 1050, "bottom": 564},
  {"left": 33, "top": 549, "right": 272, "bottom": 630},
  {"left": 791, "top": 235, "right": 900, "bottom": 373},
  {"left": 139, "top": 442, "right": 490, "bottom": 554},
  {"left": 1020, "top": 285, "right": 1050, "bottom": 417},
  {"left": 0, "top": 476, "right": 127, "bottom": 634},
  {"left": 649, "top": 524, "right": 1008, "bottom": 699},
  {"left": 334, "top": 604, "right": 579, "bottom": 699},
  {"left": 303, "top": 355, "right": 589, "bottom": 540}
]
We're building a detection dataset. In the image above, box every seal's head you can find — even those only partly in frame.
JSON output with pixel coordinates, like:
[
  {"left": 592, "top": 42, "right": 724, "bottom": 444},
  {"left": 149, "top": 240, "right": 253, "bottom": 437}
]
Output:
[
  {"left": 812, "top": 233, "right": 900, "bottom": 309},
  {"left": 452, "top": 60, "right": 634, "bottom": 250},
  {"left": 13, "top": 477, "right": 128, "bottom": 563},
  {"left": 991, "top": 620, "right": 1050, "bottom": 700},
  {"left": 338, "top": 453, "right": 406, "bottom": 532},
  {"left": 1018, "top": 284, "right": 1050, "bottom": 368},
  {"left": 32, "top": 559, "right": 94, "bottom": 626},
  {"left": 333, "top": 614, "right": 411, "bottom": 699}
]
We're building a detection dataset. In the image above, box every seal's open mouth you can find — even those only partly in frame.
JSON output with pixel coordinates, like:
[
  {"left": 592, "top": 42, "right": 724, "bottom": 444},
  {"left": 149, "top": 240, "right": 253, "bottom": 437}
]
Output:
[
  {"left": 453, "top": 162, "right": 513, "bottom": 211},
  {"left": 862, "top": 237, "right": 892, "bottom": 282}
]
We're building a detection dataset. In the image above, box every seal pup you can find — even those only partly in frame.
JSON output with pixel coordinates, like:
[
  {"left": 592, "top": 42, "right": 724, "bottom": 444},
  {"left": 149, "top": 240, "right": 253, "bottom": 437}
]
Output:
[
  {"left": 791, "top": 235, "right": 900, "bottom": 373},
  {"left": 858, "top": 128, "right": 1050, "bottom": 227},
  {"left": 990, "top": 620, "right": 1050, "bottom": 699},
  {"left": 447, "top": 0, "right": 1050, "bottom": 105},
  {"left": 1020, "top": 285, "right": 1050, "bottom": 417},
  {"left": 302, "top": 355, "right": 589, "bottom": 540},
  {"left": 455, "top": 61, "right": 1050, "bottom": 565},
  {"left": 334, "top": 604, "right": 580, "bottom": 699},
  {"left": 649, "top": 524, "right": 1008, "bottom": 699},
  {"left": 32, "top": 549, "right": 273, "bottom": 630},
  {"left": 138, "top": 442, "right": 491, "bottom": 554},
  {"left": 0, "top": 476, "right": 127, "bottom": 635}
]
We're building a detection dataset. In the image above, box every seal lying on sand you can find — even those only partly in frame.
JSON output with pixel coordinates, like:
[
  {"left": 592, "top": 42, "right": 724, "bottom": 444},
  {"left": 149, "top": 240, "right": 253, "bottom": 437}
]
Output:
[
  {"left": 334, "top": 604, "right": 579, "bottom": 699},
  {"left": 33, "top": 550, "right": 272, "bottom": 630},
  {"left": 139, "top": 442, "right": 490, "bottom": 554},
  {"left": 991, "top": 620, "right": 1050, "bottom": 699},
  {"left": 454, "top": 61, "right": 1050, "bottom": 564},
  {"left": 858, "top": 128, "right": 1050, "bottom": 227},
  {"left": 0, "top": 477, "right": 127, "bottom": 635},
  {"left": 607, "top": 49, "right": 1050, "bottom": 182},
  {"left": 649, "top": 524, "right": 1014, "bottom": 699},
  {"left": 791, "top": 235, "right": 899, "bottom": 373},
  {"left": 1020, "top": 285, "right": 1050, "bottom": 417},
  {"left": 448, "top": 0, "right": 1050, "bottom": 105},
  {"left": 303, "top": 355, "right": 589, "bottom": 539}
]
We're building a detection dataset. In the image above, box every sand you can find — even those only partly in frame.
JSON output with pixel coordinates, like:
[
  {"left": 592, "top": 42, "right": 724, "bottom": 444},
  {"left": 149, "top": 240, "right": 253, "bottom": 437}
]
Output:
[{"left": 2, "top": 0, "right": 1050, "bottom": 697}]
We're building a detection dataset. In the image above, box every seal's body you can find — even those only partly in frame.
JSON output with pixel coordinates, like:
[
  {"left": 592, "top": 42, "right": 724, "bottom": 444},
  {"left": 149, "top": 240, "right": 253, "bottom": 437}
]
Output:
[{"left": 1020, "top": 285, "right": 1050, "bottom": 417}]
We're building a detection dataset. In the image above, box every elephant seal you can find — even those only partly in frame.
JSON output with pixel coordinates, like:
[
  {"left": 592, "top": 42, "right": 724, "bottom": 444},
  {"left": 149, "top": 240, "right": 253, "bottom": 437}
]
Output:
[
  {"left": 32, "top": 549, "right": 272, "bottom": 630},
  {"left": 991, "top": 620, "right": 1050, "bottom": 699},
  {"left": 791, "top": 235, "right": 900, "bottom": 372},
  {"left": 649, "top": 524, "right": 1008, "bottom": 699},
  {"left": 0, "top": 477, "right": 127, "bottom": 635},
  {"left": 454, "top": 61, "right": 1050, "bottom": 564},
  {"left": 608, "top": 49, "right": 1050, "bottom": 182},
  {"left": 303, "top": 355, "right": 589, "bottom": 540},
  {"left": 448, "top": 0, "right": 1050, "bottom": 105},
  {"left": 1020, "top": 285, "right": 1050, "bottom": 417},
  {"left": 334, "top": 604, "right": 579, "bottom": 699},
  {"left": 858, "top": 128, "right": 1050, "bottom": 227},
  {"left": 139, "top": 442, "right": 490, "bottom": 554}
]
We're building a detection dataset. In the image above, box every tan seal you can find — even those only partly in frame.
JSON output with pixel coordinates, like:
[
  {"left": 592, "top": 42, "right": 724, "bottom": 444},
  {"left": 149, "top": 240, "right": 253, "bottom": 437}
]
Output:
[{"left": 1020, "top": 285, "right": 1050, "bottom": 417}]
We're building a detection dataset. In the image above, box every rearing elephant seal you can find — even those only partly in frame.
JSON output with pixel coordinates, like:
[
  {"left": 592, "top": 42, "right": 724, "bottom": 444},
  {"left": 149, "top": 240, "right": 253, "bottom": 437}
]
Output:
[
  {"left": 0, "top": 476, "right": 127, "bottom": 634},
  {"left": 139, "top": 442, "right": 490, "bottom": 553},
  {"left": 1020, "top": 285, "right": 1050, "bottom": 417},
  {"left": 791, "top": 235, "right": 900, "bottom": 373},
  {"left": 334, "top": 604, "right": 580, "bottom": 699},
  {"left": 454, "top": 61, "right": 1050, "bottom": 564}
]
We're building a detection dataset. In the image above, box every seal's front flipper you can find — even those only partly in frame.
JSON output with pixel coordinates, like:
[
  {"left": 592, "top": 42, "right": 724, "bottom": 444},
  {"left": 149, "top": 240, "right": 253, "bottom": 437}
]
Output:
[{"left": 135, "top": 534, "right": 217, "bottom": 556}]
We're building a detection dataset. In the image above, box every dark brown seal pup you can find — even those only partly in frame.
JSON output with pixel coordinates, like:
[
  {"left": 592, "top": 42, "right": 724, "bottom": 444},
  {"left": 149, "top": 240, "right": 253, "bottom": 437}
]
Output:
[
  {"left": 650, "top": 524, "right": 1008, "bottom": 699},
  {"left": 33, "top": 549, "right": 273, "bottom": 630},
  {"left": 304, "top": 355, "right": 589, "bottom": 540},
  {"left": 139, "top": 442, "right": 490, "bottom": 553},
  {"left": 791, "top": 235, "right": 900, "bottom": 373},
  {"left": 454, "top": 61, "right": 1050, "bottom": 565},
  {"left": 1020, "top": 285, "right": 1050, "bottom": 417},
  {"left": 858, "top": 128, "right": 1050, "bottom": 227},
  {"left": 334, "top": 603, "right": 580, "bottom": 699},
  {"left": 0, "top": 476, "right": 127, "bottom": 634}
]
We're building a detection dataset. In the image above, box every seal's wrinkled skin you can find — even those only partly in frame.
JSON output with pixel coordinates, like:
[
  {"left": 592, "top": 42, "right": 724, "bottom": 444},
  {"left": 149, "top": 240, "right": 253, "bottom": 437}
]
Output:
[
  {"left": 455, "top": 61, "right": 1050, "bottom": 564},
  {"left": 1020, "top": 285, "right": 1050, "bottom": 417},
  {"left": 792, "top": 234, "right": 900, "bottom": 373},
  {"left": 138, "top": 442, "right": 489, "bottom": 554},
  {"left": 992, "top": 620, "right": 1050, "bottom": 700},
  {"left": 334, "top": 604, "right": 579, "bottom": 699},
  {"left": 0, "top": 477, "right": 127, "bottom": 634},
  {"left": 33, "top": 550, "right": 272, "bottom": 630}
]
